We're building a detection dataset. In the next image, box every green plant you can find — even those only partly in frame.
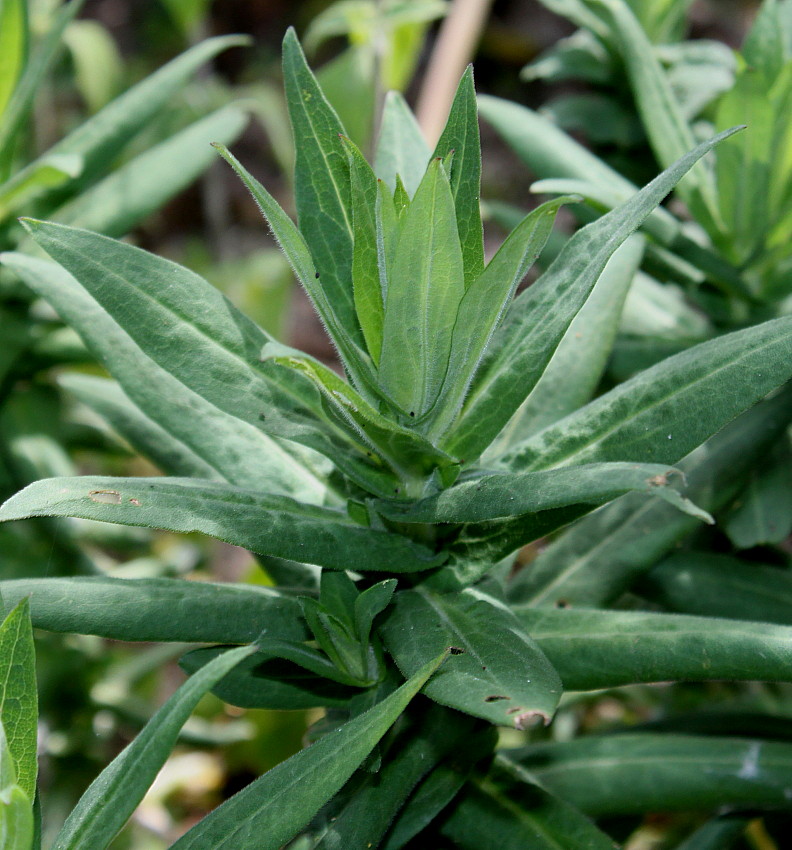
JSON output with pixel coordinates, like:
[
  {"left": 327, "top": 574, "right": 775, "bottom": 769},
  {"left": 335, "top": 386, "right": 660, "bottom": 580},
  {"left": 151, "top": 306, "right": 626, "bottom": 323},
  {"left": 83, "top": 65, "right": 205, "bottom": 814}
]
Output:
[{"left": 2, "top": 25, "right": 792, "bottom": 849}]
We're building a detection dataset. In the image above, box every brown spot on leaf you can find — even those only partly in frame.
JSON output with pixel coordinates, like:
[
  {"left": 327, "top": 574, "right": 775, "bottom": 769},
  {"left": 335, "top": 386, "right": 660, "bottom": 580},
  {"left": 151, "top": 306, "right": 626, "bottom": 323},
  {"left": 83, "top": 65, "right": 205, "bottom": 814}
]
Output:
[
  {"left": 88, "top": 490, "right": 121, "bottom": 505},
  {"left": 449, "top": 646, "right": 465, "bottom": 655},
  {"left": 513, "top": 710, "right": 550, "bottom": 730},
  {"left": 484, "top": 695, "right": 510, "bottom": 703}
]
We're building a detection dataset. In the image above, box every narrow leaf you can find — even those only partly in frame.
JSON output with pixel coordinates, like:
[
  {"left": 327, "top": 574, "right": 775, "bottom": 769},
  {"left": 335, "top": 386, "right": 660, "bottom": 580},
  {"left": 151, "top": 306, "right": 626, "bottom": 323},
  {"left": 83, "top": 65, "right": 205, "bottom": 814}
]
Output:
[
  {"left": 0, "top": 782, "right": 34, "bottom": 850},
  {"left": 517, "top": 606, "right": 792, "bottom": 691},
  {"left": 169, "top": 652, "right": 448, "bottom": 850},
  {"left": 0, "top": 576, "right": 306, "bottom": 644},
  {"left": 380, "top": 588, "right": 562, "bottom": 728},
  {"left": 50, "top": 645, "right": 255, "bottom": 850},
  {"left": 0, "top": 476, "right": 445, "bottom": 573},
  {"left": 375, "top": 91, "right": 431, "bottom": 197},
  {"left": 379, "top": 158, "right": 465, "bottom": 417}
]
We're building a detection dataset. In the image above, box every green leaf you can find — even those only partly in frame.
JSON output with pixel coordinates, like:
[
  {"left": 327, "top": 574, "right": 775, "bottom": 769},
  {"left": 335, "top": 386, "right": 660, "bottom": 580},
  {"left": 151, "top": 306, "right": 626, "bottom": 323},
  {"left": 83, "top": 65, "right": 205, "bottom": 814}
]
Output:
[
  {"left": 500, "top": 316, "right": 792, "bottom": 473},
  {"left": 0, "top": 252, "right": 328, "bottom": 503},
  {"left": 517, "top": 606, "right": 792, "bottom": 691},
  {"left": 313, "top": 706, "right": 479, "bottom": 849},
  {"left": 674, "top": 815, "right": 748, "bottom": 850},
  {"left": 375, "top": 91, "right": 431, "bottom": 197},
  {"left": 50, "top": 645, "right": 255, "bottom": 850},
  {"left": 584, "top": 0, "right": 722, "bottom": 233},
  {"left": 0, "top": 153, "right": 82, "bottom": 221},
  {"left": 431, "top": 66, "right": 485, "bottom": 287},
  {"left": 282, "top": 28, "right": 361, "bottom": 347},
  {"left": 169, "top": 651, "right": 448, "bottom": 850},
  {"left": 179, "top": 645, "right": 356, "bottom": 710},
  {"left": 210, "top": 143, "right": 380, "bottom": 404},
  {"left": 379, "top": 588, "right": 562, "bottom": 727},
  {"left": 0, "top": 599, "right": 37, "bottom": 802},
  {"left": 742, "top": 0, "right": 787, "bottom": 82},
  {"left": 61, "top": 19, "right": 123, "bottom": 113},
  {"left": 0, "top": 0, "right": 27, "bottom": 120},
  {"left": 507, "top": 385, "right": 792, "bottom": 606},
  {"left": 446, "top": 128, "right": 739, "bottom": 461},
  {"left": 51, "top": 106, "right": 248, "bottom": 237},
  {"left": 379, "top": 158, "right": 465, "bottom": 417},
  {"left": 489, "top": 235, "right": 644, "bottom": 451},
  {"left": 506, "top": 733, "right": 792, "bottom": 815},
  {"left": 13, "top": 35, "right": 247, "bottom": 203},
  {"left": 0, "top": 577, "right": 307, "bottom": 643},
  {"left": 58, "top": 374, "right": 217, "bottom": 479},
  {"left": 439, "top": 757, "right": 616, "bottom": 850},
  {"left": 428, "top": 196, "right": 572, "bottom": 440},
  {"left": 642, "top": 552, "right": 792, "bottom": 626},
  {"left": 354, "top": 580, "right": 397, "bottom": 649},
  {"left": 0, "top": 780, "right": 34, "bottom": 850},
  {"left": 723, "top": 437, "right": 792, "bottom": 547},
  {"left": 0, "top": 476, "right": 444, "bottom": 573}
]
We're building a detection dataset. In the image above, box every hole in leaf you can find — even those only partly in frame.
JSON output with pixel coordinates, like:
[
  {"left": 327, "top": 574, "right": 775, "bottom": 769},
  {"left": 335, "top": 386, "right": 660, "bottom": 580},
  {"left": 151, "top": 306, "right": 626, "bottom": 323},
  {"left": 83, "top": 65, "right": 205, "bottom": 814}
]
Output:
[{"left": 484, "top": 695, "right": 510, "bottom": 703}]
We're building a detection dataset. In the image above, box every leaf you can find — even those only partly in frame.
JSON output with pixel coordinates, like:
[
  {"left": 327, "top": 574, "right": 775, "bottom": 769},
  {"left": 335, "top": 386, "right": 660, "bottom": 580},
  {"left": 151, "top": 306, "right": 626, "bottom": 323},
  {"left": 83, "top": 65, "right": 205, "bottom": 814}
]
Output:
[
  {"left": 168, "top": 651, "right": 448, "bottom": 850},
  {"left": 0, "top": 599, "right": 37, "bottom": 802},
  {"left": 506, "top": 733, "right": 792, "bottom": 815},
  {"left": 446, "top": 128, "right": 739, "bottom": 461},
  {"left": 439, "top": 757, "right": 616, "bottom": 850},
  {"left": 0, "top": 154, "right": 83, "bottom": 220},
  {"left": 375, "top": 91, "right": 431, "bottom": 197},
  {"left": 313, "top": 707, "right": 479, "bottom": 849},
  {"left": 516, "top": 606, "right": 792, "bottom": 691},
  {"left": 0, "top": 783, "right": 34, "bottom": 850},
  {"left": 585, "top": 0, "right": 722, "bottom": 233},
  {"left": 210, "top": 144, "right": 380, "bottom": 402},
  {"left": 674, "top": 815, "right": 748, "bottom": 850},
  {"left": 0, "top": 476, "right": 444, "bottom": 573},
  {"left": 428, "top": 197, "right": 572, "bottom": 440},
  {"left": 61, "top": 19, "right": 123, "bottom": 112},
  {"left": 0, "top": 576, "right": 307, "bottom": 643},
  {"left": 499, "top": 316, "right": 792, "bottom": 473},
  {"left": 507, "top": 385, "right": 792, "bottom": 607},
  {"left": 723, "top": 435, "right": 792, "bottom": 548},
  {"left": 58, "top": 374, "right": 216, "bottom": 479},
  {"left": 379, "top": 158, "right": 465, "bottom": 417},
  {"left": 379, "top": 588, "right": 562, "bottom": 727},
  {"left": 282, "top": 28, "right": 361, "bottom": 347},
  {"left": 0, "top": 0, "right": 27, "bottom": 120},
  {"left": 1, "top": 251, "right": 329, "bottom": 503},
  {"left": 431, "top": 66, "right": 485, "bottom": 286},
  {"left": 179, "top": 645, "right": 356, "bottom": 710},
  {"left": 51, "top": 106, "right": 248, "bottom": 237},
  {"left": 50, "top": 645, "right": 255, "bottom": 850},
  {"left": 488, "top": 234, "right": 644, "bottom": 452},
  {"left": 377, "top": 462, "right": 709, "bottom": 527},
  {"left": 641, "top": 552, "right": 792, "bottom": 626}
]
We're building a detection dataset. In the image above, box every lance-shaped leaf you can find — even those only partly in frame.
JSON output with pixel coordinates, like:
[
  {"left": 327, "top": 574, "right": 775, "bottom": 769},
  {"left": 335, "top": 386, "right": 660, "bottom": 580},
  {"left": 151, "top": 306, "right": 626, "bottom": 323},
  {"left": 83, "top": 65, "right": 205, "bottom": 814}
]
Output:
[
  {"left": 642, "top": 552, "right": 792, "bottom": 626},
  {"left": 0, "top": 722, "right": 34, "bottom": 850},
  {"left": 431, "top": 66, "right": 485, "bottom": 286},
  {"left": 51, "top": 106, "right": 247, "bottom": 238},
  {"left": 49, "top": 645, "right": 255, "bottom": 850},
  {"left": 0, "top": 251, "right": 329, "bottom": 503},
  {"left": 262, "top": 345, "right": 457, "bottom": 485},
  {"left": 438, "top": 757, "right": 617, "bottom": 850},
  {"left": 179, "top": 645, "right": 356, "bottom": 710},
  {"left": 169, "top": 651, "right": 448, "bottom": 850},
  {"left": 10, "top": 35, "right": 247, "bottom": 201},
  {"left": 379, "top": 158, "right": 465, "bottom": 418},
  {"left": 376, "top": 462, "right": 710, "bottom": 525},
  {"left": 282, "top": 27, "right": 361, "bottom": 347},
  {"left": 507, "top": 385, "right": 792, "bottom": 607},
  {"left": 446, "top": 128, "right": 740, "bottom": 460},
  {"left": 0, "top": 577, "right": 307, "bottom": 643},
  {"left": 11, "top": 223, "right": 392, "bottom": 497},
  {"left": 428, "top": 196, "right": 573, "bottom": 439},
  {"left": 0, "top": 0, "right": 28, "bottom": 122},
  {"left": 58, "top": 374, "right": 217, "bottom": 480},
  {"left": 586, "top": 0, "right": 723, "bottom": 233},
  {"left": 313, "top": 707, "right": 479, "bottom": 849},
  {"left": 379, "top": 588, "right": 562, "bottom": 727},
  {"left": 211, "top": 143, "right": 381, "bottom": 403},
  {"left": 674, "top": 815, "right": 749, "bottom": 850},
  {"left": 500, "top": 316, "right": 792, "bottom": 473},
  {"left": 375, "top": 91, "right": 431, "bottom": 197},
  {"left": 488, "top": 234, "right": 644, "bottom": 451},
  {"left": 506, "top": 734, "right": 792, "bottom": 816},
  {"left": 517, "top": 607, "right": 792, "bottom": 691},
  {"left": 0, "top": 600, "right": 37, "bottom": 802},
  {"left": 0, "top": 476, "right": 445, "bottom": 573}
]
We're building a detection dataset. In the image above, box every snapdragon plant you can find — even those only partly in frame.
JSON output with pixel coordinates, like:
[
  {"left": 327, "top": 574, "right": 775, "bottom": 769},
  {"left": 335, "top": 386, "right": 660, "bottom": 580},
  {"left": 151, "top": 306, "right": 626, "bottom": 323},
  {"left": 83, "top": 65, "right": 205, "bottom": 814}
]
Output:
[{"left": 2, "top": 27, "right": 792, "bottom": 849}]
